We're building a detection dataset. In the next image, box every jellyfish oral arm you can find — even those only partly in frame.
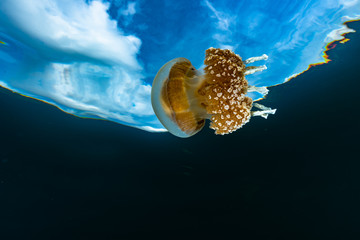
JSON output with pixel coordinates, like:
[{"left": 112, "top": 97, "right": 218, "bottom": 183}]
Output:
[
  {"left": 245, "top": 54, "right": 275, "bottom": 120},
  {"left": 251, "top": 103, "right": 276, "bottom": 119},
  {"left": 244, "top": 54, "right": 268, "bottom": 76},
  {"left": 244, "top": 54, "right": 268, "bottom": 64},
  {"left": 245, "top": 65, "right": 267, "bottom": 75},
  {"left": 247, "top": 85, "right": 269, "bottom": 96}
]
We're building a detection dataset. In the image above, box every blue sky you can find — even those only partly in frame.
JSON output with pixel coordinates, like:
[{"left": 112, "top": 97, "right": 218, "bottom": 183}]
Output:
[{"left": 0, "top": 0, "right": 359, "bottom": 132}]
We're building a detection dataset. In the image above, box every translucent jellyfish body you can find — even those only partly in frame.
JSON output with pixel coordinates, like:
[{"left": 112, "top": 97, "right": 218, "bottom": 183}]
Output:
[{"left": 151, "top": 48, "right": 275, "bottom": 138}]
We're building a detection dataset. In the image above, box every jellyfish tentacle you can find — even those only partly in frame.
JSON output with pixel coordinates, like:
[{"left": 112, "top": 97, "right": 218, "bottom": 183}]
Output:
[
  {"left": 244, "top": 54, "right": 268, "bottom": 75},
  {"left": 251, "top": 103, "right": 276, "bottom": 119},
  {"left": 245, "top": 65, "right": 267, "bottom": 75},
  {"left": 244, "top": 54, "right": 268, "bottom": 64},
  {"left": 247, "top": 85, "right": 269, "bottom": 95}
]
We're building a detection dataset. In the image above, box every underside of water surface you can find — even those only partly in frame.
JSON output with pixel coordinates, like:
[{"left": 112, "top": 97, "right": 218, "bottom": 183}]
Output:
[{"left": 0, "top": 0, "right": 359, "bottom": 132}]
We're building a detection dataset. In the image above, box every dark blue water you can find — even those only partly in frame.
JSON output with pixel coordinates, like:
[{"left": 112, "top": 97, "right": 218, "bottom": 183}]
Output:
[{"left": 0, "top": 21, "right": 359, "bottom": 240}]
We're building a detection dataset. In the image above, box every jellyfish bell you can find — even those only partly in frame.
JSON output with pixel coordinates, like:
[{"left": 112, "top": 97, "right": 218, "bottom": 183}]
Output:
[
  {"left": 151, "top": 57, "right": 207, "bottom": 138},
  {"left": 151, "top": 48, "right": 275, "bottom": 138}
]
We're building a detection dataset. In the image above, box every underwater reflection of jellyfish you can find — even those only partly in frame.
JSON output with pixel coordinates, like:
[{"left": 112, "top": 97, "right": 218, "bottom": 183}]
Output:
[{"left": 151, "top": 48, "right": 276, "bottom": 138}]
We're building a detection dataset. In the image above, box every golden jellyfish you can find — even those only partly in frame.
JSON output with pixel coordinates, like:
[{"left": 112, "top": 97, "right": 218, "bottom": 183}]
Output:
[{"left": 151, "top": 48, "right": 276, "bottom": 138}]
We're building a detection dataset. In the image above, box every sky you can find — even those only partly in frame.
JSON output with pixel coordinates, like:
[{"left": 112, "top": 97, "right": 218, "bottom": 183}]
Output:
[{"left": 0, "top": 0, "right": 359, "bottom": 132}]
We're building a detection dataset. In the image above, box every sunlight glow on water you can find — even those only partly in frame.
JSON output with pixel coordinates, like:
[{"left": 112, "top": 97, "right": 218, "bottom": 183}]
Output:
[{"left": 0, "top": 0, "right": 359, "bottom": 132}]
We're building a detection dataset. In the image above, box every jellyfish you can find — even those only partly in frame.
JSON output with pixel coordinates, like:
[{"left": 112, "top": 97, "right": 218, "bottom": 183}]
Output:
[{"left": 151, "top": 48, "right": 276, "bottom": 138}]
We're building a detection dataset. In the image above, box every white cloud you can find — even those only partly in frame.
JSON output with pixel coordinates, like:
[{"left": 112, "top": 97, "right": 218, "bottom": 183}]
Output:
[
  {"left": 0, "top": 0, "right": 141, "bottom": 68},
  {"left": 203, "top": 0, "right": 231, "bottom": 31},
  {"left": 325, "top": 25, "right": 355, "bottom": 42},
  {"left": 202, "top": 0, "right": 236, "bottom": 50},
  {"left": 121, "top": 2, "right": 137, "bottom": 16},
  {"left": 0, "top": 0, "right": 165, "bottom": 132},
  {"left": 340, "top": 0, "right": 359, "bottom": 7},
  {"left": 219, "top": 44, "right": 236, "bottom": 51}
]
